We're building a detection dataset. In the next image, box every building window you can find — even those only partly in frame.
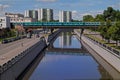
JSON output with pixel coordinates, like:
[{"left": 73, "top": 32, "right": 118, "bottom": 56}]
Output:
[
  {"left": 0, "top": 19, "right": 2, "bottom": 22},
  {"left": 2, "top": 19, "right": 5, "bottom": 21},
  {"left": 0, "top": 24, "right": 2, "bottom": 27}
]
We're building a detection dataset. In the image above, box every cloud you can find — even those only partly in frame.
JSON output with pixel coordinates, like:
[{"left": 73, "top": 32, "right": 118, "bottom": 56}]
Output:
[
  {"left": 36, "top": 0, "right": 57, "bottom": 2},
  {"left": 111, "top": 3, "right": 120, "bottom": 9},
  {"left": 0, "top": 4, "right": 10, "bottom": 15},
  {"left": 0, "top": 4, "right": 10, "bottom": 8},
  {"left": 72, "top": 10, "right": 82, "bottom": 20},
  {"left": 71, "top": 10, "right": 104, "bottom": 20},
  {"left": 0, "top": 4, "right": 10, "bottom": 12}
]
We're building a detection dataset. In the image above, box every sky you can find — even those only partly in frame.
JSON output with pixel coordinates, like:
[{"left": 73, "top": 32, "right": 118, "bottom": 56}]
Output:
[{"left": 0, "top": 0, "right": 120, "bottom": 20}]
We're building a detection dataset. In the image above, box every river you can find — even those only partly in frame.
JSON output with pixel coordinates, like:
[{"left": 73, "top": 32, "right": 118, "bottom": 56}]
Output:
[{"left": 19, "top": 31, "right": 114, "bottom": 80}]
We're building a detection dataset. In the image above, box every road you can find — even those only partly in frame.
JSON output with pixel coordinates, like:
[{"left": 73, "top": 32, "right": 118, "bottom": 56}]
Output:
[{"left": 0, "top": 36, "right": 40, "bottom": 65}]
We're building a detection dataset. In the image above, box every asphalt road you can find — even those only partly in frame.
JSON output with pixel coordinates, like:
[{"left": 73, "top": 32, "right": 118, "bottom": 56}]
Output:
[{"left": 0, "top": 36, "right": 41, "bottom": 65}]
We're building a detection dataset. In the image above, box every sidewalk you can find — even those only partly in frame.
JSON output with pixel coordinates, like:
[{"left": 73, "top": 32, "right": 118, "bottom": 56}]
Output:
[
  {"left": 81, "top": 35, "right": 120, "bottom": 73},
  {"left": 0, "top": 37, "right": 40, "bottom": 65}
]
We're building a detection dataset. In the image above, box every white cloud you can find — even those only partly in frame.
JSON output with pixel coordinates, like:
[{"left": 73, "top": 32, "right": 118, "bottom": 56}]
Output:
[
  {"left": 111, "top": 3, "right": 120, "bottom": 9},
  {"left": 0, "top": 4, "right": 10, "bottom": 8},
  {"left": 0, "top": 4, "right": 10, "bottom": 16},
  {"left": 36, "top": 0, "right": 57, "bottom": 2},
  {"left": 72, "top": 10, "right": 82, "bottom": 20},
  {"left": 72, "top": 10, "right": 77, "bottom": 14},
  {"left": 71, "top": 10, "right": 104, "bottom": 20},
  {"left": 0, "top": 4, "right": 10, "bottom": 12}
]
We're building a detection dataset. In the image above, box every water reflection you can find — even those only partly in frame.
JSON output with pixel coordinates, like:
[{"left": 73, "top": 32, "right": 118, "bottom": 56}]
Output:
[
  {"left": 59, "top": 32, "right": 72, "bottom": 48},
  {"left": 54, "top": 32, "right": 81, "bottom": 48},
  {"left": 18, "top": 31, "right": 120, "bottom": 80},
  {"left": 98, "top": 65, "right": 113, "bottom": 80}
]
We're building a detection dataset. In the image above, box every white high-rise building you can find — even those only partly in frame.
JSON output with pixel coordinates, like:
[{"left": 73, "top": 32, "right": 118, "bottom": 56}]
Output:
[
  {"left": 25, "top": 10, "right": 38, "bottom": 20},
  {"left": 47, "top": 9, "right": 53, "bottom": 22},
  {"left": 38, "top": 8, "right": 53, "bottom": 22},
  {"left": 59, "top": 11, "right": 72, "bottom": 22},
  {"left": 66, "top": 11, "right": 72, "bottom": 22}
]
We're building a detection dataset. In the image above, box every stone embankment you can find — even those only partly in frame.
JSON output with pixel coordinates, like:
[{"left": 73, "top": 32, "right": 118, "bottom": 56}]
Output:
[
  {"left": 0, "top": 38, "right": 47, "bottom": 80},
  {"left": 74, "top": 30, "right": 120, "bottom": 79}
]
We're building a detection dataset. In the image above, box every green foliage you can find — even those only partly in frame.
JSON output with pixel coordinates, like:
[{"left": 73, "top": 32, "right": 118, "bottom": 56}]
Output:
[
  {"left": 83, "top": 7, "right": 120, "bottom": 22},
  {"left": 83, "top": 15, "right": 94, "bottom": 22},
  {"left": 95, "top": 14, "right": 105, "bottom": 22},
  {"left": 103, "top": 7, "right": 118, "bottom": 21},
  {"left": 83, "top": 7, "right": 120, "bottom": 45},
  {"left": 0, "top": 28, "right": 16, "bottom": 39},
  {"left": 107, "top": 22, "right": 120, "bottom": 46},
  {"left": 115, "top": 10, "right": 120, "bottom": 21}
]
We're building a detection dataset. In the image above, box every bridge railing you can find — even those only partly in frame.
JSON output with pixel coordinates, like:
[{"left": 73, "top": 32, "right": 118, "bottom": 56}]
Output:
[{"left": 11, "top": 22, "right": 101, "bottom": 27}]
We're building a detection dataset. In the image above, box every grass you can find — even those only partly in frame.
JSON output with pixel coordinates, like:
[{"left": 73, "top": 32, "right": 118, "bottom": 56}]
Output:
[
  {"left": 0, "top": 36, "right": 16, "bottom": 42},
  {"left": 85, "top": 34, "right": 120, "bottom": 51}
]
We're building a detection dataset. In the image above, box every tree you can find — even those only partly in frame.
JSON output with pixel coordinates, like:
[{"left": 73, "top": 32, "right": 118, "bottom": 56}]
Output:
[
  {"left": 83, "top": 15, "right": 94, "bottom": 22},
  {"left": 15, "top": 25, "right": 25, "bottom": 37},
  {"left": 95, "top": 14, "right": 105, "bottom": 22},
  {"left": 115, "top": 10, "right": 120, "bottom": 21},
  {"left": 108, "top": 21, "right": 120, "bottom": 46},
  {"left": 99, "top": 20, "right": 112, "bottom": 42},
  {"left": 103, "top": 7, "right": 116, "bottom": 21}
]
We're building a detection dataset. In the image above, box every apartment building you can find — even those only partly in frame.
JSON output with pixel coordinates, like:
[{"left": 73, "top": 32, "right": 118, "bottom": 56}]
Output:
[
  {"left": 38, "top": 8, "right": 53, "bottom": 22},
  {"left": 59, "top": 11, "right": 72, "bottom": 22},
  {"left": 0, "top": 16, "right": 10, "bottom": 29},
  {"left": 25, "top": 10, "right": 38, "bottom": 21},
  {"left": 5, "top": 12, "right": 36, "bottom": 22},
  {"left": 5, "top": 13, "right": 24, "bottom": 18}
]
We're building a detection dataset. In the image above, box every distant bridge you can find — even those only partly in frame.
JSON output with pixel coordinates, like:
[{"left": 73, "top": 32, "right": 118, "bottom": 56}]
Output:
[
  {"left": 47, "top": 47, "right": 88, "bottom": 53},
  {"left": 11, "top": 22, "right": 101, "bottom": 29}
]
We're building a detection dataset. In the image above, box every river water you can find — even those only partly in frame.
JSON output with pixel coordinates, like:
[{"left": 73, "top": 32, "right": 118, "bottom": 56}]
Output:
[{"left": 19, "top": 31, "right": 115, "bottom": 80}]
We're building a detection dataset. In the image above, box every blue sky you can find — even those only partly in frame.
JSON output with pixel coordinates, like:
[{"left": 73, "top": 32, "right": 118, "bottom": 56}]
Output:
[{"left": 0, "top": 0, "right": 120, "bottom": 20}]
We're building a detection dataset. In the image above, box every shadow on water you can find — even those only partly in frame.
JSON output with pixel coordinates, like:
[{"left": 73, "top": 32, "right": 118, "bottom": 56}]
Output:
[
  {"left": 17, "top": 52, "right": 45, "bottom": 80},
  {"left": 18, "top": 30, "right": 120, "bottom": 80}
]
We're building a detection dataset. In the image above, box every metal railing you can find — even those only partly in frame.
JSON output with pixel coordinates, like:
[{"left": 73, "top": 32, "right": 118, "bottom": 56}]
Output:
[{"left": 84, "top": 35, "right": 120, "bottom": 58}]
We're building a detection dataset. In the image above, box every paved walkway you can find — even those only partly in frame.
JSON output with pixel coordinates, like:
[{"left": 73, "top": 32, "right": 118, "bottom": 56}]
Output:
[
  {"left": 81, "top": 35, "right": 120, "bottom": 73},
  {"left": 0, "top": 37, "right": 40, "bottom": 65}
]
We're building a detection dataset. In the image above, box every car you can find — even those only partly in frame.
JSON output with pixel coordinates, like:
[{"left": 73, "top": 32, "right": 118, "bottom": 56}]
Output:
[{"left": 2, "top": 39, "right": 8, "bottom": 44}]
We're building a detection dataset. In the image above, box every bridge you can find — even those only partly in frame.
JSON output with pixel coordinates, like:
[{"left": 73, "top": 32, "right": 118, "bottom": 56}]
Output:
[
  {"left": 47, "top": 47, "right": 88, "bottom": 53},
  {"left": 11, "top": 22, "right": 101, "bottom": 29}
]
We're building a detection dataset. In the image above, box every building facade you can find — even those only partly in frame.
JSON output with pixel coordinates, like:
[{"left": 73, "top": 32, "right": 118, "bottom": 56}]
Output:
[
  {"left": 10, "top": 17, "right": 36, "bottom": 23},
  {"left": 59, "top": 11, "right": 72, "bottom": 22},
  {"left": 38, "top": 8, "right": 53, "bottom": 22},
  {"left": 5, "top": 12, "right": 36, "bottom": 22},
  {"left": 5, "top": 13, "right": 24, "bottom": 18},
  {"left": 0, "top": 16, "right": 10, "bottom": 29},
  {"left": 25, "top": 10, "right": 38, "bottom": 21}
]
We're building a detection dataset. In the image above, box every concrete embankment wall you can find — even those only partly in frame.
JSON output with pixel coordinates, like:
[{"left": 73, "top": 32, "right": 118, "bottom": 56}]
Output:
[
  {"left": 0, "top": 39, "right": 47, "bottom": 80},
  {"left": 74, "top": 30, "right": 120, "bottom": 79},
  {"left": 47, "top": 29, "right": 61, "bottom": 44}
]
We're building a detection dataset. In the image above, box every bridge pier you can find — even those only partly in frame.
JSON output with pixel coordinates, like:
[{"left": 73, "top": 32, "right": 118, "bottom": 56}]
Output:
[
  {"left": 80, "top": 28, "right": 84, "bottom": 38},
  {"left": 50, "top": 28, "right": 54, "bottom": 34}
]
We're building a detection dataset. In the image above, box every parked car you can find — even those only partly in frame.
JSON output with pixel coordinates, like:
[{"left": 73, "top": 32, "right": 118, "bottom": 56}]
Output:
[{"left": 2, "top": 39, "right": 8, "bottom": 44}]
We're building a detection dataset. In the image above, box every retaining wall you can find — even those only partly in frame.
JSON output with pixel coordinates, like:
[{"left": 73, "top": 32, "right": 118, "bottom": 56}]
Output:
[
  {"left": 0, "top": 38, "right": 47, "bottom": 80},
  {"left": 74, "top": 30, "right": 120, "bottom": 77},
  {"left": 47, "top": 30, "right": 61, "bottom": 44}
]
